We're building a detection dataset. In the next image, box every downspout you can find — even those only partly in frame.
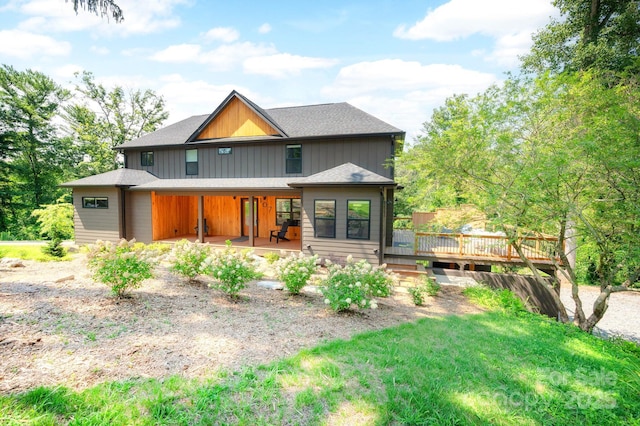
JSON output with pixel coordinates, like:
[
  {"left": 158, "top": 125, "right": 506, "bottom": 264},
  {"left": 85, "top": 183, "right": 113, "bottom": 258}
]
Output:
[
  {"left": 120, "top": 187, "right": 127, "bottom": 239},
  {"left": 378, "top": 186, "right": 385, "bottom": 265}
]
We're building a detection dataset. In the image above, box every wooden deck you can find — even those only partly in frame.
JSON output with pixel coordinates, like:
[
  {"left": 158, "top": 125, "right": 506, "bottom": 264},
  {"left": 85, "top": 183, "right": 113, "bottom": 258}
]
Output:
[
  {"left": 157, "top": 234, "right": 301, "bottom": 256},
  {"left": 386, "top": 230, "right": 560, "bottom": 267}
]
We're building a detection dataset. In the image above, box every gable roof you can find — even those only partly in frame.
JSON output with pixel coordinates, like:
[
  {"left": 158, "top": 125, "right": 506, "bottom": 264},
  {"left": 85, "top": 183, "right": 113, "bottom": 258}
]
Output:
[
  {"left": 287, "top": 162, "right": 395, "bottom": 187},
  {"left": 60, "top": 169, "right": 158, "bottom": 187},
  {"left": 118, "top": 91, "right": 404, "bottom": 149}
]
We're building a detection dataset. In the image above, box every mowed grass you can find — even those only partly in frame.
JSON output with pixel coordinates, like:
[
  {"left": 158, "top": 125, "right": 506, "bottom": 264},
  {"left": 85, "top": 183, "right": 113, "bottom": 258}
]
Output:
[
  {"left": 0, "top": 244, "right": 71, "bottom": 262},
  {"left": 1, "top": 289, "right": 639, "bottom": 425}
]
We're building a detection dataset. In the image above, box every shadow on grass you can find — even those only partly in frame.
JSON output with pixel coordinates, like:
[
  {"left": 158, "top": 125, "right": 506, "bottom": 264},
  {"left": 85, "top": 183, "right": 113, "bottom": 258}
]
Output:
[{"left": 1, "top": 312, "right": 639, "bottom": 425}]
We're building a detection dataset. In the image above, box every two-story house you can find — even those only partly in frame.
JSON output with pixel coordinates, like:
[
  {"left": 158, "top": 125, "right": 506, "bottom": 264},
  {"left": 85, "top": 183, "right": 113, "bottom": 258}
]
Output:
[{"left": 62, "top": 91, "right": 404, "bottom": 264}]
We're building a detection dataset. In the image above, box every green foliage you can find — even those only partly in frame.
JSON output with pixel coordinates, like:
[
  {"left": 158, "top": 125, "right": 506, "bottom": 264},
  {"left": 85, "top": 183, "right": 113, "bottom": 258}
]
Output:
[
  {"left": 201, "top": 241, "right": 262, "bottom": 298},
  {"left": 72, "top": 0, "right": 124, "bottom": 23},
  {"left": 522, "top": 0, "right": 640, "bottom": 74},
  {"left": 263, "top": 252, "right": 280, "bottom": 264},
  {"left": 168, "top": 239, "right": 211, "bottom": 281},
  {"left": 86, "top": 239, "right": 158, "bottom": 297},
  {"left": 42, "top": 238, "right": 66, "bottom": 258},
  {"left": 320, "top": 256, "right": 396, "bottom": 312},
  {"left": 273, "top": 252, "right": 318, "bottom": 295},
  {"left": 0, "top": 244, "right": 70, "bottom": 261},
  {"left": 463, "top": 285, "right": 527, "bottom": 314},
  {"left": 31, "top": 202, "right": 74, "bottom": 240},
  {"left": 408, "top": 275, "right": 440, "bottom": 306}
]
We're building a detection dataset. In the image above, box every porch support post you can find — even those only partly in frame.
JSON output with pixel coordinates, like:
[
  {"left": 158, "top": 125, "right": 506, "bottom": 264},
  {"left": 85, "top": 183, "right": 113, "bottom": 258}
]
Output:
[
  {"left": 249, "top": 195, "right": 255, "bottom": 247},
  {"left": 197, "top": 195, "right": 204, "bottom": 242}
]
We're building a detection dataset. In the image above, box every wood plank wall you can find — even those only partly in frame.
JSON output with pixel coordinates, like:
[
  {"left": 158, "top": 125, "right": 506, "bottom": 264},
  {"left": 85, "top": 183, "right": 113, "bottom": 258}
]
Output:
[
  {"left": 151, "top": 193, "right": 300, "bottom": 240},
  {"left": 196, "top": 97, "right": 277, "bottom": 140}
]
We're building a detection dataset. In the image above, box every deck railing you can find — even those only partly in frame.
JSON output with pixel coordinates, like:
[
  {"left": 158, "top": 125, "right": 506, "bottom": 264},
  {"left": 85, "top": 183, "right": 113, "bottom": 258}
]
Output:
[{"left": 393, "top": 230, "right": 561, "bottom": 263}]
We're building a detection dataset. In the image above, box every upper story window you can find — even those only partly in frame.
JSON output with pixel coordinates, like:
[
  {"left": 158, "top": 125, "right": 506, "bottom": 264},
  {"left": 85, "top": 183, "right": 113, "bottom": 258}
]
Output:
[
  {"left": 186, "top": 149, "right": 198, "bottom": 175},
  {"left": 218, "top": 147, "right": 232, "bottom": 155},
  {"left": 141, "top": 151, "right": 154, "bottom": 166},
  {"left": 286, "top": 144, "right": 302, "bottom": 174},
  {"left": 82, "top": 197, "right": 108, "bottom": 209},
  {"left": 314, "top": 200, "right": 335, "bottom": 238},
  {"left": 276, "top": 198, "right": 301, "bottom": 226},
  {"left": 347, "top": 200, "right": 370, "bottom": 240}
]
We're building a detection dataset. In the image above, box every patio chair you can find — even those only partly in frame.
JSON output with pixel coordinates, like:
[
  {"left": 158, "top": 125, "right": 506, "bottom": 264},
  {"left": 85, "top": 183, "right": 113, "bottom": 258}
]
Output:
[
  {"left": 194, "top": 218, "right": 209, "bottom": 235},
  {"left": 270, "top": 220, "right": 290, "bottom": 243}
]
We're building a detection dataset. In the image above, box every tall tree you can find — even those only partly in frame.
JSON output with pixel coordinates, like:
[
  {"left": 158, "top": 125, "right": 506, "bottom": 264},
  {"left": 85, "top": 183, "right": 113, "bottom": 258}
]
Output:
[
  {"left": 403, "top": 72, "right": 640, "bottom": 332},
  {"left": 69, "top": 0, "right": 124, "bottom": 23},
  {"left": 521, "top": 0, "right": 640, "bottom": 74},
  {"left": 66, "top": 71, "right": 169, "bottom": 176},
  {"left": 0, "top": 65, "right": 72, "bottom": 237}
]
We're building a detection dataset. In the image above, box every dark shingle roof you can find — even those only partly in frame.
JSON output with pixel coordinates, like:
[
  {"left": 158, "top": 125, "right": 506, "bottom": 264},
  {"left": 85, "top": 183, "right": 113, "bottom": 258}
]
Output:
[
  {"left": 60, "top": 169, "right": 158, "bottom": 187},
  {"left": 288, "top": 163, "right": 395, "bottom": 187},
  {"left": 118, "top": 92, "right": 403, "bottom": 149},
  {"left": 132, "top": 177, "right": 295, "bottom": 191}
]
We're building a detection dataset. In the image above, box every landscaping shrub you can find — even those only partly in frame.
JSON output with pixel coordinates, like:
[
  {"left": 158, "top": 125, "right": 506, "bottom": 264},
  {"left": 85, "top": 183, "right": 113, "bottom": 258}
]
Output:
[
  {"left": 42, "top": 238, "right": 66, "bottom": 258},
  {"left": 263, "top": 252, "right": 280, "bottom": 264},
  {"left": 201, "top": 241, "right": 262, "bottom": 298},
  {"left": 87, "top": 239, "right": 158, "bottom": 297},
  {"left": 168, "top": 239, "right": 211, "bottom": 281},
  {"left": 320, "top": 255, "right": 396, "bottom": 312},
  {"left": 274, "top": 252, "right": 319, "bottom": 295},
  {"left": 408, "top": 275, "right": 441, "bottom": 306}
]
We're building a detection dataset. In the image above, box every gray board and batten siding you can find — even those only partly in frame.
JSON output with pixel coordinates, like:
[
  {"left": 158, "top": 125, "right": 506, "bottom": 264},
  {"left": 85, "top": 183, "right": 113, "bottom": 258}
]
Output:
[
  {"left": 72, "top": 187, "right": 121, "bottom": 245},
  {"left": 301, "top": 186, "right": 383, "bottom": 265},
  {"left": 125, "top": 136, "right": 394, "bottom": 180}
]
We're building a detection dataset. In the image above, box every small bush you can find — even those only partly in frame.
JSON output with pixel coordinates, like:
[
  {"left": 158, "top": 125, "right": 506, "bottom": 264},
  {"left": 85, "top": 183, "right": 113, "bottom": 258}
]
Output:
[
  {"left": 274, "top": 252, "right": 318, "bottom": 295},
  {"left": 201, "top": 241, "right": 262, "bottom": 298},
  {"left": 169, "top": 240, "right": 211, "bottom": 281},
  {"left": 408, "top": 276, "right": 441, "bottom": 306},
  {"left": 320, "top": 255, "right": 396, "bottom": 312},
  {"left": 263, "top": 252, "right": 280, "bottom": 264},
  {"left": 42, "top": 238, "right": 66, "bottom": 258},
  {"left": 463, "top": 284, "right": 526, "bottom": 314},
  {"left": 87, "top": 239, "right": 157, "bottom": 297}
]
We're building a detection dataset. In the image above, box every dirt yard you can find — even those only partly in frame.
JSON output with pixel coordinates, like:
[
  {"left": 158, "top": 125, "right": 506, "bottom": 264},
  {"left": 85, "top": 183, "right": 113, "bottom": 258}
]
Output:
[{"left": 0, "top": 255, "right": 482, "bottom": 394}]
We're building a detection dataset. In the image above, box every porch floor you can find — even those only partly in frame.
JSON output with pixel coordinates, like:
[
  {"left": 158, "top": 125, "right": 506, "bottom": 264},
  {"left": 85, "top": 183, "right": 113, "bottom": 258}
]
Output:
[{"left": 156, "top": 234, "right": 301, "bottom": 256}]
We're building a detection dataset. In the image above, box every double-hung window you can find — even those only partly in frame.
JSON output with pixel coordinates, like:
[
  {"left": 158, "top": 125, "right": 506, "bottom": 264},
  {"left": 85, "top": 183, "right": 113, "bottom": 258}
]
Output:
[
  {"left": 276, "top": 198, "right": 301, "bottom": 226},
  {"left": 314, "top": 200, "right": 335, "bottom": 238},
  {"left": 347, "top": 200, "right": 370, "bottom": 240},
  {"left": 286, "top": 145, "right": 302, "bottom": 174},
  {"left": 141, "top": 151, "right": 154, "bottom": 166},
  {"left": 186, "top": 149, "right": 198, "bottom": 175}
]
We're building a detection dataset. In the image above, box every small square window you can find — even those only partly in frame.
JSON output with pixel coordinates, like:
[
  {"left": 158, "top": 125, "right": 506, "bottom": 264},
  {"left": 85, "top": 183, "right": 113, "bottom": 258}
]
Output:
[{"left": 141, "top": 151, "right": 154, "bottom": 166}]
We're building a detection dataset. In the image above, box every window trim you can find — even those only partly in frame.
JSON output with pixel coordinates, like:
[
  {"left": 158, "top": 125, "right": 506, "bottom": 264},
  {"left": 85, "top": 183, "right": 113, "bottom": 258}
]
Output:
[
  {"left": 346, "top": 199, "right": 371, "bottom": 240},
  {"left": 286, "top": 144, "right": 302, "bottom": 174},
  {"left": 185, "top": 148, "right": 198, "bottom": 175},
  {"left": 275, "top": 198, "right": 301, "bottom": 226},
  {"left": 141, "top": 151, "right": 154, "bottom": 167},
  {"left": 314, "top": 199, "right": 336, "bottom": 238},
  {"left": 82, "top": 197, "right": 109, "bottom": 209}
]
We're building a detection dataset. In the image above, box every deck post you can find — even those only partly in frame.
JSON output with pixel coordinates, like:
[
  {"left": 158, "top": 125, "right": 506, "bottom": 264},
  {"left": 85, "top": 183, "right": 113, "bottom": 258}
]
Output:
[
  {"left": 249, "top": 195, "right": 255, "bottom": 247},
  {"left": 197, "top": 195, "right": 204, "bottom": 242},
  {"left": 459, "top": 234, "right": 464, "bottom": 256}
]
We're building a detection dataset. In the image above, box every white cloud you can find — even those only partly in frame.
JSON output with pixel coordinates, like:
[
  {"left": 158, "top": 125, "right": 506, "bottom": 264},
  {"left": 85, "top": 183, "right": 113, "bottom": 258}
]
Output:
[
  {"left": 258, "top": 23, "right": 272, "bottom": 34},
  {"left": 17, "top": 0, "right": 187, "bottom": 36},
  {"left": 322, "top": 59, "right": 500, "bottom": 143},
  {"left": 394, "top": 0, "right": 556, "bottom": 66},
  {"left": 52, "top": 64, "right": 84, "bottom": 80},
  {"left": 244, "top": 53, "right": 338, "bottom": 78},
  {"left": 150, "top": 42, "right": 278, "bottom": 72},
  {"left": 0, "top": 29, "right": 71, "bottom": 59},
  {"left": 156, "top": 74, "right": 263, "bottom": 123},
  {"left": 202, "top": 27, "right": 240, "bottom": 43},
  {"left": 90, "top": 45, "right": 110, "bottom": 55}
]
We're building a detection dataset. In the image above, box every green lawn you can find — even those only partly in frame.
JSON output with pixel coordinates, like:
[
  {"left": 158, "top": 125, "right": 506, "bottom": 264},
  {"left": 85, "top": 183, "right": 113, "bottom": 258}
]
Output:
[
  {"left": 1, "top": 291, "right": 638, "bottom": 425},
  {"left": 0, "top": 244, "right": 71, "bottom": 262}
]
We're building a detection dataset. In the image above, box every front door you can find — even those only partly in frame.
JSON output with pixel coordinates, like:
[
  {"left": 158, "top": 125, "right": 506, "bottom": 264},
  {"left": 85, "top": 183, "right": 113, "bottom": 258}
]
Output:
[{"left": 241, "top": 198, "right": 258, "bottom": 237}]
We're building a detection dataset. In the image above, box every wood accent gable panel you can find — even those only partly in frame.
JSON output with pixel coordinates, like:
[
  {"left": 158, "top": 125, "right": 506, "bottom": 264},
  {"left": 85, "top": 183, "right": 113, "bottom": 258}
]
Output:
[{"left": 196, "top": 97, "right": 278, "bottom": 140}]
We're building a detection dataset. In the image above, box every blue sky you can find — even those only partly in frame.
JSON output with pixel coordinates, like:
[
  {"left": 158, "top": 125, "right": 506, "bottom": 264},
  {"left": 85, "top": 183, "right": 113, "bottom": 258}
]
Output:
[{"left": 0, "top": 0, "right": 558, "bottom": 142}]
